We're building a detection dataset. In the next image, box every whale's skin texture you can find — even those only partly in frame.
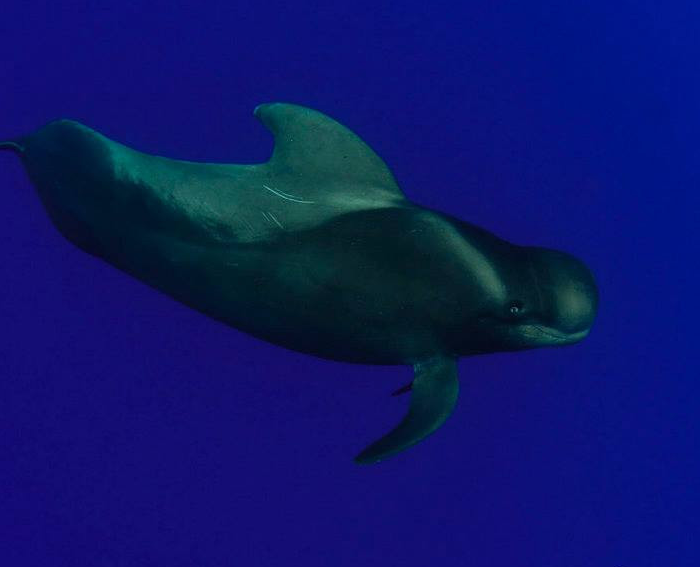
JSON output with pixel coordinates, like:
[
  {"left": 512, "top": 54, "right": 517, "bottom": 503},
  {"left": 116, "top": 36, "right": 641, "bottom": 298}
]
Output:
[{"left": 1, "top": 103, "right": 598, "bottom": 463}]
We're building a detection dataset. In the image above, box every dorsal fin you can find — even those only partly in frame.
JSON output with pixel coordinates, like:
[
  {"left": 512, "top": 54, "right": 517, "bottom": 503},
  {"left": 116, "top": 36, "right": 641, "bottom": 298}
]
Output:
[{"left": 254, "top": 103, "right": 404, "bottom": 197}]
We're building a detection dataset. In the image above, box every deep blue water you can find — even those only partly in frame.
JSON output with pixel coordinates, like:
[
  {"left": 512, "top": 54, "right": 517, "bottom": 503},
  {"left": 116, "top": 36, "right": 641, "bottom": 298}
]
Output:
[{"left": 1, "top": 2, "right": 697, "bottom": 566}]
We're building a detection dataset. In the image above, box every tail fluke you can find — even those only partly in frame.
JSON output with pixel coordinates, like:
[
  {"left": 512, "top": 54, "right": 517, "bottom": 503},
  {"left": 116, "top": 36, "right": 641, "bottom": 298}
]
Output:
[{"left": 0, "top": 141, "right": 24, "bottom": 154}]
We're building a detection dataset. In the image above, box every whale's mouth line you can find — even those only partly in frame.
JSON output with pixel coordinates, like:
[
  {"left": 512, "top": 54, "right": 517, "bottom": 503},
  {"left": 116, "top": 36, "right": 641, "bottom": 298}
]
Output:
[
  {"left": 530, "top": 324, "right": 589, "bottom": 342},
  {"left": 479, "top": 317, "right": 591, "bottom": 345}
]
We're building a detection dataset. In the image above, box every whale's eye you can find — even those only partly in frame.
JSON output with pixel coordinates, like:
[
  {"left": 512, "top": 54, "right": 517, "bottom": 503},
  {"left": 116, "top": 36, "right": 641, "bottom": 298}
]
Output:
[{"left": 508, "top": 301, "right": 524, "bottom": 315}]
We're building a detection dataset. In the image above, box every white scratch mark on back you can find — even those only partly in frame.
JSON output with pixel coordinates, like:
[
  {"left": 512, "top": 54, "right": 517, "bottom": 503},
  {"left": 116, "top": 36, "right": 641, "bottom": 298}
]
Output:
[
  {"left": 262, "top": 184, "right": 315, "bottom": 204},
  {"left": 266, "top": 211, "right": 284, "bottom": 229}
]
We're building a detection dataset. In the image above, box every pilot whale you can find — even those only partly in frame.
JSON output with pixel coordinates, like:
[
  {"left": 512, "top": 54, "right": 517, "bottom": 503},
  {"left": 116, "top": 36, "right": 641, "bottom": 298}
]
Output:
[{"left": 0, "top": 103, "right": 598, "bottom": 464}]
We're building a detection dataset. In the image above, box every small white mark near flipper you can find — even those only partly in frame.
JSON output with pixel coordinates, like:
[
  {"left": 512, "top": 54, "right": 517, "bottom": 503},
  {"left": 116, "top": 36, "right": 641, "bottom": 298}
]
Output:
[{"left": 262, "top": 184, "right": 315, "bottom": 204}]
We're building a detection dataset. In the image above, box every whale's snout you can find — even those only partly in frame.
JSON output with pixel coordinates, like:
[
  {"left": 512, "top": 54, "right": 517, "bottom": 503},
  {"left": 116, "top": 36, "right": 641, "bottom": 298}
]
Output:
[{"left": 531, "top": 248, "right": 598, "bottom": 340}]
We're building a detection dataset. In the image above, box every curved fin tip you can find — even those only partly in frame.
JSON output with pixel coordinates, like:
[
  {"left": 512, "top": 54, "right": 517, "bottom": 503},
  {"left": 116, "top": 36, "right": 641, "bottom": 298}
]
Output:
[{"left": 0, "top": 141, "right": 24, "bottom": 154}]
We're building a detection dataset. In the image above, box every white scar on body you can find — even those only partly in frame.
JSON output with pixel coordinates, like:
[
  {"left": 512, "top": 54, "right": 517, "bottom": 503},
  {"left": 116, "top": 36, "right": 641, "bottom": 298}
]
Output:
[
  {"left": 266, "top": 211, "right": 284, "bottom": 229},
  {"left": 262, "top": 184, "right": 315, "bottom": 204},
  {"left": 261, "top": 210, "right": 284, "bottom": 229}
]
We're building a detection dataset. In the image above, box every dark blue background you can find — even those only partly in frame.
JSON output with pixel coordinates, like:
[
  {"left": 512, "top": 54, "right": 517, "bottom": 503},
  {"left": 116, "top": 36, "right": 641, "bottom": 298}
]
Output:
[{"left": 1, "top": 2, "right": 697, "bottom": 565}]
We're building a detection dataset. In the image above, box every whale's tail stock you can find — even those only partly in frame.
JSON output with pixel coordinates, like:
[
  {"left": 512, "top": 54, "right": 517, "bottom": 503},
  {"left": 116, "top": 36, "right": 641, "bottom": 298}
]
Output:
[{"left": 0, "top": 140, "right": 24, "bottom": 154}]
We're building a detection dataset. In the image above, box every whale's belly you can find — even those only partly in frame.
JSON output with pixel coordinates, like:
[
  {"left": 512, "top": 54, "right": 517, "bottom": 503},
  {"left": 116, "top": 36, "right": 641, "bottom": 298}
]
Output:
[{"left": 99, "top": 226, "right": 447, "bottom": 365}]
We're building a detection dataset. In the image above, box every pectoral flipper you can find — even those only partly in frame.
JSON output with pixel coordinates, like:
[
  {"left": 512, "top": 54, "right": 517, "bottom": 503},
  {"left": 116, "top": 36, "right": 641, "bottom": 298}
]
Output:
[{"left": 355, "top": 355, "right": 459, "bottom": 464}]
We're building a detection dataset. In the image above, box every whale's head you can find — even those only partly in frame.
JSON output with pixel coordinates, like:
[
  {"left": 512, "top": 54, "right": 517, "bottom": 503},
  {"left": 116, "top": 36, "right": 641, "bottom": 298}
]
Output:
[
  {"left": 447, "top": 222, "right": 598, "bottom": 355},
  {"left": 474, "top": 245, "right": 598, "bottom": 352}
]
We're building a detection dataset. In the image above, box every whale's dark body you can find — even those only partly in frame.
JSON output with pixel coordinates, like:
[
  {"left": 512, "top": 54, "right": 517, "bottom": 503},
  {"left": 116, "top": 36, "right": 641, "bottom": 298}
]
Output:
[{"left": 1, "top": 103, "right": 598, "bottom": 463}]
